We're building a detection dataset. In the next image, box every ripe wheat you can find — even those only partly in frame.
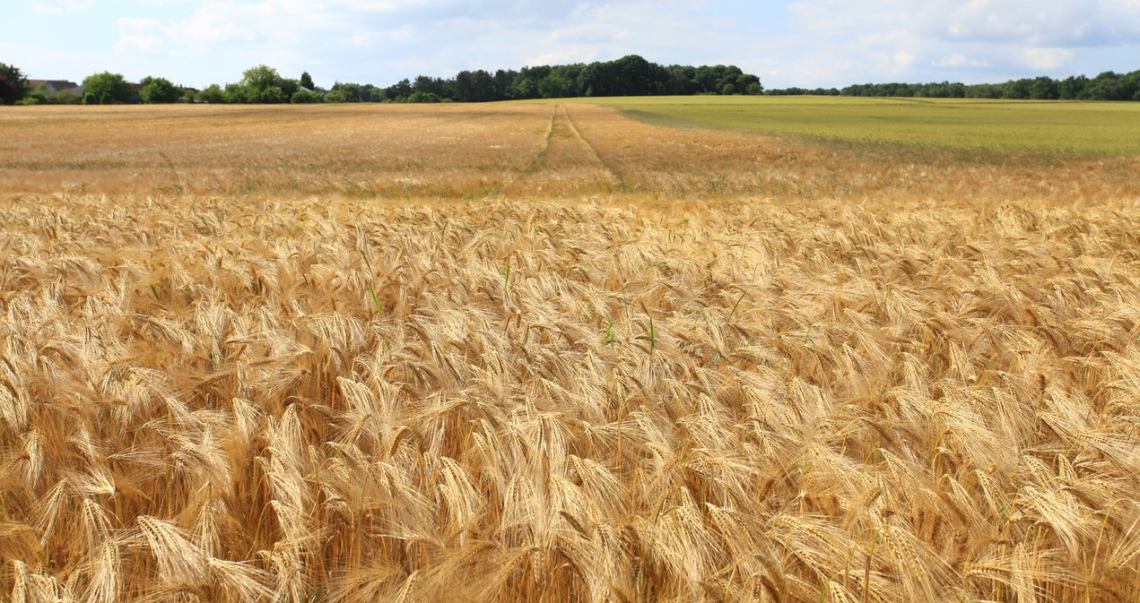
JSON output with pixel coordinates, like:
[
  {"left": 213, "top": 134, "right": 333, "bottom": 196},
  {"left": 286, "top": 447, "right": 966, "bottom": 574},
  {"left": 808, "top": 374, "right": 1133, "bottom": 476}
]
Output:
[
  {"left": 2, "top": 102, "right": 1140, "bottom": 602},
  {"left": 1, "top": 193, "right": 1140, "bottom": 602}
]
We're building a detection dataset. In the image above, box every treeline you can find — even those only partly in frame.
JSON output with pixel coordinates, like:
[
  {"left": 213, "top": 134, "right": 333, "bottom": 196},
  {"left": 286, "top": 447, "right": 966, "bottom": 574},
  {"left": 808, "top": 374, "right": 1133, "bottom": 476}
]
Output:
[
  {"left": 221, "top": 55, "right": 762, "bottom": 104},
  {"left": 767, "top": 70, "right": 1140, "bottom": 101},
  {"left": 1, "top": 56, "right": 762, "bottom": 105},
  {"left": 8, "top": 57, "right": 1140, "bottom": 106}
]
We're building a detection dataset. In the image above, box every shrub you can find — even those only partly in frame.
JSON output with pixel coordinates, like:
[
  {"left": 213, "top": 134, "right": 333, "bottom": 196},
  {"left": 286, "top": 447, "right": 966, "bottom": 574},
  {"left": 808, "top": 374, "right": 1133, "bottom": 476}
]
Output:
[
  {"left": 407, "top": 90, "right": 441, "bottom": 103},
  {"left": 291, "top": 89, "right": 323, "bottom": 104}
]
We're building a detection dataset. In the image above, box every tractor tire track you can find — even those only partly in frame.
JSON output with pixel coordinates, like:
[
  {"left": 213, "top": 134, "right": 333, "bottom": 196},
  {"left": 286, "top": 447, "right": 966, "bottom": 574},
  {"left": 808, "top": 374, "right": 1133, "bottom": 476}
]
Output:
[
  {"left": 524, "top": 104, "right": 558, "bottom": 176},
  {"left": 560, "top": 104, "right": 626, "bottom": 190},
  {"left": 508, "top": 104, "right": 622, "bottom": 195}
]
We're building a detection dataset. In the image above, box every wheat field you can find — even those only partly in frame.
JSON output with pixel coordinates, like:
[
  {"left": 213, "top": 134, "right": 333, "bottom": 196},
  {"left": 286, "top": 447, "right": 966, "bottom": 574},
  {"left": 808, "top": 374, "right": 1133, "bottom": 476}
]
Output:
[{"left": 2, "top": 102, "right": 1140, "bottom": 602}]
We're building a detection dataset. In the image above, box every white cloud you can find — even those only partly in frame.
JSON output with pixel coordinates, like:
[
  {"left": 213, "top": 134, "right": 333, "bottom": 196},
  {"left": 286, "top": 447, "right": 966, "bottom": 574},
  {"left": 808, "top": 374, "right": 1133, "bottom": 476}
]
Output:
[
  {"left": 8, "top": 0, "right": 1140, "bottom": 89},
  {"left": 1020, "top": 47, "right": 1076, "bottom": 70},
  {"left": 935, "top": 53, "right": 990, "bottom": 67},
  {"left": 116, "top": 17, "right": 165, "bottom": 54},
  {"left": 0, "top": 40, "right": 114, "bottom": 81},
  {"left": 32, "top": 0, "right": 96, "bottom": 14},
  {"left": 527, "top": 48, "right": 599, "bottom": 66},
  {"left": 774, "top": 0, "right": 1140, "bottom": 84},
  {"left": 893, "top": 51, "right": 916, "bottom": 67},
  {"left": 943, "top": 0, "right": 1108, "bottom": 45}
]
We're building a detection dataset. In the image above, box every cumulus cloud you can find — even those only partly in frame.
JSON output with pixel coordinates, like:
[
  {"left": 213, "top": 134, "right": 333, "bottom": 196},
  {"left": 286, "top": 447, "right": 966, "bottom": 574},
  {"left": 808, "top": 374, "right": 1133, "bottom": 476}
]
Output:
[
  {"left": 1020, "top": 47, "right": 1077, "bottom": 70},
  {"left": 778, "top": 0, "right": 1140, "bottom": 83},
  {"left": 116, "top": 17, "right": 165, "bottom": 54},
  {"left": 13, "top": 0, "right": 1139, "bottom": 89},
  {"left": 139, "top": 0, "right": 721, "bottom": 83}
]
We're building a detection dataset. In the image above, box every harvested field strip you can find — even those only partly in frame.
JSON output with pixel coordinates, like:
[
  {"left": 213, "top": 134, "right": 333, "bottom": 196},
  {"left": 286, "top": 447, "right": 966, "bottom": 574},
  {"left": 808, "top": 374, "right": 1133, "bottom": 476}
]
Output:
[{"left": 3, "top": 194, "right": 1140, "bottom": 602}]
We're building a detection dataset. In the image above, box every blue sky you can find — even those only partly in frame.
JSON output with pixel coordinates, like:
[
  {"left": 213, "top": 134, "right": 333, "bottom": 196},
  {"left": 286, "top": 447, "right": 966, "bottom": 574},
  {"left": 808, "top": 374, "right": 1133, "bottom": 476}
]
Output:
[{"left": 4, "top": 0, "right": 1138, "bottom": 90}]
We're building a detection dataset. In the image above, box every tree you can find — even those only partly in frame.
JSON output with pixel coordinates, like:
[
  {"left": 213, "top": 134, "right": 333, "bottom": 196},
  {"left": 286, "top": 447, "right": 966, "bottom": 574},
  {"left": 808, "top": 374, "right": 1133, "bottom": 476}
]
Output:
[
  {"left": 1085, "top": 71, "right": 1128, "bottom": 101},
  {"left": 385, "top": 79, "right": 413, "bottom": 102},
  {"left": 1003, "top": 78, "right": 1032, "bottom": 100},
  {"left": 291, "top": 89, "right": 322, "bottom": 104},
  {"left": 300, "top": 71, "right": 315, "bottom": 90},
  {"left": 736, "top": 74, "right": 762, "bottom": 95},
  {"left": 537, "top": 71, "right": 577, "bottom": 99},
  {"left": 407, "top": 90, "right": 441, "bottom": 103},
  {"left": 83, "top": 72, "right": 133, "bottom": 104},
  {"left": 0, "top": 63, "right": 29, "bottom": 104},
  {"left": 236, "top": 65, "right": 288, "bottom": 103},
  {"left": 1030, "top": 76, "right": 1059, "bottom": 100},
  {"left": 614, "top": 54, "right": 657, "bottom": 96},
  {"left": 323, "top": 88, "right": 358, "bottom": 103},
  {"left": 455, "top": 69, "right": 498, "bottom": 102},
  {"left": 1058, "top": 75, "right": 1089, "bottom": 100},
  {"left": 140, "top": 77, "right": 182, "bottom": 103},
  {"left": 196, "top": 85, "right": 225, "bottom": 103}
]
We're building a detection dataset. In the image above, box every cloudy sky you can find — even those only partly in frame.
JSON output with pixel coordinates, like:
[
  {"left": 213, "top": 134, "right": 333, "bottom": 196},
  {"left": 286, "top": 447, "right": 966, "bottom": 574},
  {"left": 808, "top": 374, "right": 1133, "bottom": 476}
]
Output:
[{"left": 4, "top": 0, "right": 1139, "bottom": 90}]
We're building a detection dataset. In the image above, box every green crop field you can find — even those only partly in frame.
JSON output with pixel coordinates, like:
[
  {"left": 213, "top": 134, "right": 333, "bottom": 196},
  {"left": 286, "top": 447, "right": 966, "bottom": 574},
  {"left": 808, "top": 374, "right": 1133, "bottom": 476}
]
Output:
[{"left": 566, "top": 95, "right": 1140, "bottom": 155}]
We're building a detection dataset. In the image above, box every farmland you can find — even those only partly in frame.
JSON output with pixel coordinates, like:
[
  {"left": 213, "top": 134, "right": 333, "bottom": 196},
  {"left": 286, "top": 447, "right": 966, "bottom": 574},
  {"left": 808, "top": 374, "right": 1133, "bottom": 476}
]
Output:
[
  {"left": 2, "top": 99, "right": 1140, "bottom": 602},
  {"left": 3, "top": 101, "right": 1139, "bottom": 200},
  {"left": 590, "top": 95, "right": 1140, "bottom": 155}
]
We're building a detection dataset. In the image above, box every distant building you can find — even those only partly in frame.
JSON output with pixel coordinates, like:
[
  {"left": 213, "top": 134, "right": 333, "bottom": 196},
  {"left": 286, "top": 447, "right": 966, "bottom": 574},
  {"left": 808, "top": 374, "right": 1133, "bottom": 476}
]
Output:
[{"left": 27, "top": 79, "right": 79, "bottom": 93}]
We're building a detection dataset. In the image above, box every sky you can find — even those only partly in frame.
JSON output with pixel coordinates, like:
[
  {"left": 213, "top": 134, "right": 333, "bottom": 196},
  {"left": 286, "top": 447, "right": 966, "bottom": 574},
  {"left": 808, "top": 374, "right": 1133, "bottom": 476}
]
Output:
[{"left": 3, "top": 0, "right": 1139, "bottom": 90}]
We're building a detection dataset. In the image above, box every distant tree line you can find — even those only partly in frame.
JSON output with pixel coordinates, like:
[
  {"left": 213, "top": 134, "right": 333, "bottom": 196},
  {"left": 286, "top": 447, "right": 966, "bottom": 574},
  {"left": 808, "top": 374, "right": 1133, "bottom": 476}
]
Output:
[
  {"left": 5, "top": 58, "right": 1140, "bottom": 106},
  {"left": 767, "top": 70, "right": 1140, "bottom": 101},
  {"left": 196, "top": 56, "right": 763, "bottom": 104},
  {"left": 766, "top": 87, "right": 841, "bottom": 97},
  {"left": 0, "top": 57, "right": 762, "bottom": 105}
]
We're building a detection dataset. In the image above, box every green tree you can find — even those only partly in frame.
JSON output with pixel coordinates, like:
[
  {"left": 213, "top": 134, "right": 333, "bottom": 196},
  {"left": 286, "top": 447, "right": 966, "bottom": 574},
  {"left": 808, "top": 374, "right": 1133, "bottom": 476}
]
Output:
[
  {"left": 195, "top": 84, "right": 225, "bottom": 103},
  {"left": 300, "top": 71, "right": 315, "bottom": 90},
  {"left": 1085, "top": 71, "right": 1127, "bottom": 100},
  {"left": 291, "top": 89, "right": 322, "bottom": 104},
  {"left": 0, "top": 62, "right": 29, "bottom": 104},
  {"left": 1003, "top": 78, "right": 1032, "bottom": 100},
  {"left": 614, "top": 54, "right": 657, "bottom": 96},
  {"left": 736, "top": 74, "right": 762, "bottom": 95},
  {"left": 537, "top": 71, "right": 577, "bottom": 99},
  {"left": 1058, "top": 75, "right": 1089, "bottom": 100},
  {"left": 1030, "top": 76, "right": 1059, "bottom": 100},
  {"left": 140, "top": 77, "right": 182, "bottom": 103},
  {"left": 407, "top": 90, "right": 441, "bottom": 103},
  {"left": 279, "top": 78, "right": 300, "bottom": 99},
  {"left": 455, "top": 69, "right": 498, "bottom": 102},
  {"left": 385, "top": 79, "right": 413, "bottom": 102},
  {"left": 83, "top": 72, "right": 133, "bottom": 104},
  {"left": 326, "top": 82, "right": 364, "bottom": 103},
  {"left": 323, "top": 89, "right": 352, "bottom": 103},
  {"left": 241, "top": 65, "right": 278, "bottom": 91},
  {"left": 236, "top": 65, "right": 288, "bottom": 103}
]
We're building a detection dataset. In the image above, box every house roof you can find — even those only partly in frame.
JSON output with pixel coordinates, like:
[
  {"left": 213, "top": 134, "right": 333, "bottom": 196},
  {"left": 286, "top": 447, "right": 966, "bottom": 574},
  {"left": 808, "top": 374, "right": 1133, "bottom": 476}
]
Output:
[{"left": 27, "top": 80, "right": 80, "bottom": 91}]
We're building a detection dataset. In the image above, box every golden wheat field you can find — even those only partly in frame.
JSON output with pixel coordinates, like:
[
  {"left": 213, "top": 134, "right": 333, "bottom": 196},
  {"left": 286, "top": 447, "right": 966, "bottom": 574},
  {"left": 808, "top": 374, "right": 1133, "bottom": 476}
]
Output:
[{"left": 3, "top": 102, "right": 1140, "bottom": 603}]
